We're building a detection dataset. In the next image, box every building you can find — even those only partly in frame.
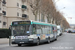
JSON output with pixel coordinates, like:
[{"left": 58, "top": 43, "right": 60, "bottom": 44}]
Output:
[
  {"left": 70, "top": 24, "right": 75, "bottom": 29},
  {"left": 0, "top": 0, "right": 48, "bottom": 28},
  {"left": 0, "top": 0, "right": 7, "bottom": 28},
  {"left": 0, "top": 0, "right": 35, "bottom": 28}
]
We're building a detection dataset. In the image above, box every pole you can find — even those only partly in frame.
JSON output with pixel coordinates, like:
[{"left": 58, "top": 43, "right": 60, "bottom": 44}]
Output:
[{"left": 9, "top": 36, "right": 11, "bottom": 46}]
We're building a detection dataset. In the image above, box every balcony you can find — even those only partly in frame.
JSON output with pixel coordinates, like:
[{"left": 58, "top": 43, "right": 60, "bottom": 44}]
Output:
[
  {"left": 3, "top": 22, "right": 6, "bottom": 25},
  {"left": 2, "top": 0, "right": 6, "bottom": 6},
  {"left": 0, "top": 8, "right": 3, "bottom": 16},
  {"left": 2, "top": 11, "right": 6, "bottom": 17},
  {"left": 0, "top": 11, "right": 2, "bottom": 16},
  {"left": 22, "top": 14, "right": 28, "bottom": 18},
  {"left": 22, "top": 0, "right": 26, "bottom": 2},
  {"left": 22, "top": 5, "right": 27, "bottom": 11}
]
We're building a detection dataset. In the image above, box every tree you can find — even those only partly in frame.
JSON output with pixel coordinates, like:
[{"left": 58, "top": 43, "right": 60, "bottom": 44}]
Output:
[
  {"left": 27, "top": 0, "right": 70, "bottom": 29},
  {"left": 27, "top": 0, "right": 41, "bottom": 21}
]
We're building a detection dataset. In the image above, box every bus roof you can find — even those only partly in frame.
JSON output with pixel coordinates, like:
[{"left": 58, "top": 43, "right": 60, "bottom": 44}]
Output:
[
  {"left": 11, "top": 20, "right": 56, "bottom": 27},
  {"left": 31, "top": 20, "right": 56, "bottom": 26}
]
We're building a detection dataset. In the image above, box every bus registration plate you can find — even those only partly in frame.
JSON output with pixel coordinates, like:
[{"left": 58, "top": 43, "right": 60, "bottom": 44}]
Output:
[{"left": 15, "top": 36, "right": 28, "bottom": 39}]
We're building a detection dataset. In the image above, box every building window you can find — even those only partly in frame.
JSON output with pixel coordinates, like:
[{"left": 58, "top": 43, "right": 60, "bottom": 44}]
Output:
[
  {"left": 17, "top": 3, "right": 19, "bottom": 7},
  {"left": 0, "top": 8, "right": 1, "bottom": 10},
  {"left": 22, "top": 14, "right": 28, "bottom": 18},
  {"left": 2, "top": 0, "right": 6, "bottom": 4},
  {"left": 2, "top": 11, "right": 6, "bottom": 15},
  {"left": 22, "top": 5, "right": 27, "bottom": 9},
  {"left": 17, "top": 12, "right": 19, "bottom": 16},
  {"left": 3, "top": 22, "right": 6, "bottom": 25},
  {"left": 0, "top": 21, "right": 1, "bottom": 23},
  {"left": 0, "top": 16, "right": 1, "bottom": 19}
]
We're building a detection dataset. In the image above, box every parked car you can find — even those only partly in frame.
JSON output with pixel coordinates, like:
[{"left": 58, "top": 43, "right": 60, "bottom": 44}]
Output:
[
  {"left": 64, "top": 29, "right": 68, "bottom": 32},
  {"left": 67, "top": 28, "right": 75, "bottom": 33},
  {"left": 57, "top": 25, "right": 62, "bottom": 36}
]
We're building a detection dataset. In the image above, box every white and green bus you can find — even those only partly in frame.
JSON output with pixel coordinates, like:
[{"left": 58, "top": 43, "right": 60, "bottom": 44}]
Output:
[{"left": 10, "top": 20, "right": 57, "bottom": 46}]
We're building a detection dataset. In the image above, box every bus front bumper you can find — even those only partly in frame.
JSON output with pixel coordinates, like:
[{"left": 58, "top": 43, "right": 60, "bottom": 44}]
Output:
[{"left": 11, "top": 39, "right": 37, "bottom": 44}]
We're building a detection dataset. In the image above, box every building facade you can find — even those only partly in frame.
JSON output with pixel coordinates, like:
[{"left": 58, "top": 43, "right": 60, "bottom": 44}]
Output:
[
  {"left": 0, "top": 0, "right": 7, "bottom": 28},
  {"left": 0, "top": 0, "right": 48, "bottom": 28}
]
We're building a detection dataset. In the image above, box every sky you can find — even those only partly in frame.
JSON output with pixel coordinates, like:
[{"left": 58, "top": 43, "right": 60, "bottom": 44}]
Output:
[{"left": 54, "top": 0, "right": 75, "bottom": 24}]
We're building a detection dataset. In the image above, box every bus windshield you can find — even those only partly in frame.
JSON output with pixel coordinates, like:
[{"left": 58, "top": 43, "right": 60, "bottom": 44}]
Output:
[{"left": 12, "top": 25, "right": 32, "bottom": 36}]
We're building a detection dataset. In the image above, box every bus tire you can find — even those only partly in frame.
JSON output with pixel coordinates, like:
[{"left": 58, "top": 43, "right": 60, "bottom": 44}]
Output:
[
  {"left": 47, "top": 38, "right": 50, "bottom": 43},
  {"left": 18, "top": 44, "right": 22, "bottom": 46},
  {"left": 55, "top": 38, "right": 57, "bottom": 41}
]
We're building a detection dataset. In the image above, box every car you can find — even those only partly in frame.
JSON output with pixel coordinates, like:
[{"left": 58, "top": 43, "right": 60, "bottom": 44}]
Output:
[
  {"left": 64, "top": 29, "right": 68, "bottom": 32},
  {"left": 57, "top": 25, "right": 62, "bottom": 36},
  {"left": 67, "top": 28, "right": 75, "bottom": 33}
]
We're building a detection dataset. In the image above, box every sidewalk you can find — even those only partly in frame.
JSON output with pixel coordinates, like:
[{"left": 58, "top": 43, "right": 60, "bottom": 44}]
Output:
[
  {"left": 0, "top": 38, "right": 9, "bottom": 44},
  {"left": 0, "top": 44, "right": 9, "bottom": 48}
]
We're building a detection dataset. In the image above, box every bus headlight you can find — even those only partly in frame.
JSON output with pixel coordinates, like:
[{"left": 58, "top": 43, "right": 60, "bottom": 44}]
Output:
[{"left": 11, "top": 36, "right": 15, "bottom": 39}]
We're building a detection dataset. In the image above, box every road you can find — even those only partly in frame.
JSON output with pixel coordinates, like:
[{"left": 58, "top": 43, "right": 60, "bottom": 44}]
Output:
[{"left": 0, "top": 33, "right": 75, "bottom": 50}]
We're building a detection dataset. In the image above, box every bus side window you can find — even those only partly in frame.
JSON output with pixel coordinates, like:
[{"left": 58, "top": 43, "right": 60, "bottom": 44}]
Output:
[
  {"left": 52, "top": 27, "right": 54, "bottom": 30},
  {"left": 33, "top": 24, "right": 36, "bottom": 27},
  {"left": 42, "top": 25, "right": 45, "bottom": 34},
  {"left": 49, "top": 26, "right": 51, "bottom": 34},
  {"left": 33, "top": 24, "right": 36, "bottom": 34},
  {"left": 36, "top": 25, "right": 41, "bottom": 34}
]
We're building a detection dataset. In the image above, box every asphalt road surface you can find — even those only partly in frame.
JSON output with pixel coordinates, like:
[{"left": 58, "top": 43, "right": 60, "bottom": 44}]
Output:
[{"left": 0, "top": 32, "right": 75, "bottom": 50}]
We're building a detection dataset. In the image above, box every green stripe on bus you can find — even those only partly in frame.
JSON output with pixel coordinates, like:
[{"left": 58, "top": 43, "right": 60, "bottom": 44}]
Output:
[{"left": 32, "top": 22, "right": 52, "bottom": 26}]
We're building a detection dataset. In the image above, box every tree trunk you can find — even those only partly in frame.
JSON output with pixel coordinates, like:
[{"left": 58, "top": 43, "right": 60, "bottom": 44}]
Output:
[
  {"left": 39, "top": 10, "right": 40, "bottom": 21},
  {"left": 35, "top": 11, "right": 38, "bottom": 21}
]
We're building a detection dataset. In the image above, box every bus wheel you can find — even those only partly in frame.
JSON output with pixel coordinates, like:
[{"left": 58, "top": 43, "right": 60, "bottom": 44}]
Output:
[
  {"left": 55, "top": 38, "right": 57, "bottom": 41},
  {"left": 36, "top": 39, "right": 40, "bottom": 45},
  {"left": 47, "top": 38, "right": 50, "bottom": 43},
  {"left": 18, "top": 44, "right": 22, "bottom": 46}
]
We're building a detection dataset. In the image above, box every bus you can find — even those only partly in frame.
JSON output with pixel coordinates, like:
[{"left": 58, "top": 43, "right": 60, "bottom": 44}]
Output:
[{"left": 10, "top": 20, "right": 57, "bottom": 46}]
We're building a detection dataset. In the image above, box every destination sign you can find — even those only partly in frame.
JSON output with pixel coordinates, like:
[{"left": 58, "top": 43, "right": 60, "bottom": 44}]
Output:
[{"left": 12, "top": 21, "right": 31, "bottom": 25}]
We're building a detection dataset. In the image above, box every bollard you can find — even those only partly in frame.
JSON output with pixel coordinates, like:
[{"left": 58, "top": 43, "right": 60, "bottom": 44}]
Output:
[{"left": 9, "top": 36, "right": 11, "bottom": 46}]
